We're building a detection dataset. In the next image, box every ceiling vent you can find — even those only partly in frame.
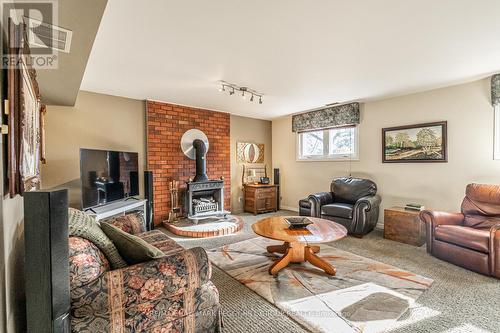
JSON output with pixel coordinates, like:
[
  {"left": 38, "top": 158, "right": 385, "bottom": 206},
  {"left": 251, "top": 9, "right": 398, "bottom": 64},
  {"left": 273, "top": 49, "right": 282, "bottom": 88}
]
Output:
[{"left": 24, "top": 17, "right": 73, "bottom": 53}]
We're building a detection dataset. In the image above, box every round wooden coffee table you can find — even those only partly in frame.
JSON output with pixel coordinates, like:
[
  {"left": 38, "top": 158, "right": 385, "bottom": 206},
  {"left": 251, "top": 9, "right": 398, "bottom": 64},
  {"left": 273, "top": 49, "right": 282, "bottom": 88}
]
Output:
[{"left": 252, "top": 216, "right": 347, "bottom": 276}]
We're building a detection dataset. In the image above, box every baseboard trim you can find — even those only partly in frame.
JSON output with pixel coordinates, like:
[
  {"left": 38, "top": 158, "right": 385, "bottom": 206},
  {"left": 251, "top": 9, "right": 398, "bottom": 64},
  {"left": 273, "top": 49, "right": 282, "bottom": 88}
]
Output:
[{"left": 280, "top": 205, "right": 299, "bottom": 212}]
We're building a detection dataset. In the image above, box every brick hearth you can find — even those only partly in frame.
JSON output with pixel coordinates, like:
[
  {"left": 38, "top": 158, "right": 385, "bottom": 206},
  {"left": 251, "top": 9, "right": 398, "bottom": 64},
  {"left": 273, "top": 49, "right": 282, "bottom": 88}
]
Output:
[{"left": 146, "top": 101, "right": 231, "bottom": 225}]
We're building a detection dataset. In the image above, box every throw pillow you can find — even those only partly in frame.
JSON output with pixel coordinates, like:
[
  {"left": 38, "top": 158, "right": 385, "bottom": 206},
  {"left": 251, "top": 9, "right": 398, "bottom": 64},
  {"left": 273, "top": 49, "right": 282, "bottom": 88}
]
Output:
[
  {"left": 68, "top": 208, "right": 128, "bottom": 269},
  {"left": 100, "top": 211, "right": 146, "bottom": 235},
  {"left": 100, "top": 222, "right": 165, "bottom": 265}
]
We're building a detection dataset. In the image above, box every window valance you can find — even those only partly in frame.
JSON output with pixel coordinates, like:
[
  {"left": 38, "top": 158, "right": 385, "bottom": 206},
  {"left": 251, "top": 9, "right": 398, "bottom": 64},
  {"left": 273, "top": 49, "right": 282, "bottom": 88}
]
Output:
[
  {"left": 292, "top": 102, "right": 360, "bottom": 132},
  {"left": 492, "top": 74, "right": 500, "bottom": 106}
]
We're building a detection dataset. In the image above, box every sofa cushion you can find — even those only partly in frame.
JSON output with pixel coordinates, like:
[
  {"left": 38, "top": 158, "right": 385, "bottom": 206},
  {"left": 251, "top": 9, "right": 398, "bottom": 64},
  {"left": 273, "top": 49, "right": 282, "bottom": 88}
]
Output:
[
  {"left": 435, "top": 225, "right": 490, "bottom": 253},
  {"left": 321, "top": 203, "right": 354, "bottom": 219},
  {"left": 69, "top": 236, "right": 110, "bottom": 288},
  {"left": 101, "top": 223, "right": 165, "bottom": 265},
  {"left": 299, "top": 198, "right": 311, "bottom": 209},
  {"left": 137, "top": 229, "right": 185, "bottom": 256},
  {"left": 101, "top": 211, "right": 146, "bottom": 235},
  {"left": 70, "top": 248, "right": 218, "bottom": 332},
  {"left": 68, "top": 208, "right": 127, "bottom": 269}
]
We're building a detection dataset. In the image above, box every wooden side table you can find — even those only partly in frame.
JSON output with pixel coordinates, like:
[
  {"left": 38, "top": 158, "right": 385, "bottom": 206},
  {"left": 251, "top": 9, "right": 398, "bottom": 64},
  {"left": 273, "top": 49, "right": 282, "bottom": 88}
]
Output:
[
  {"left": 243, "top": 184, "right": 278, "bottom": 215},
  {"left": 383, "top": 207, "right": 426, "bottom": 246}
]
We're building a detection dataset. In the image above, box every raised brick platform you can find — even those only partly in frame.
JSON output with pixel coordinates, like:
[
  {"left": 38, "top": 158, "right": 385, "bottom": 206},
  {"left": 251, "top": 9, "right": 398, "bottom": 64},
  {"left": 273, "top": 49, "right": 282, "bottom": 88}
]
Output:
[{"left": 163, "top": 215, "right": 244, "bottom": 238}]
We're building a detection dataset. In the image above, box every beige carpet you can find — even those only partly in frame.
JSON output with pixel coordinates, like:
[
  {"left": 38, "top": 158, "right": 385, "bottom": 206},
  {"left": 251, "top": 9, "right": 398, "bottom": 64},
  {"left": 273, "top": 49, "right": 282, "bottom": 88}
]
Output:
[
  {"left": 208, "top": 236, "right": 433, "bottom": 333},
  {"left": 161, "top": 211, "right": 500, "bottom": 333}
]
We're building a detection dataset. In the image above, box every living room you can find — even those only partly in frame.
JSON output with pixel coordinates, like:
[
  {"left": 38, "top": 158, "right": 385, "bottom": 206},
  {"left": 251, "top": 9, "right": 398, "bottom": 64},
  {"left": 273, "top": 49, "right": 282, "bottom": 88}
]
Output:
[{"left": 1, "top": 1, "right": 500, "bottom": 332}]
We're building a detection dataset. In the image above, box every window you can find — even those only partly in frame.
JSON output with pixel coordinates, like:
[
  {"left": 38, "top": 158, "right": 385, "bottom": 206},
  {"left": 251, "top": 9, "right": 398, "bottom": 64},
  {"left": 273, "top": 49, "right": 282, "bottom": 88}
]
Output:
[
  {"left": 297, "top": 126, "right": 358, "bottom": 161},
  {"left": 495, "top": 105, "right": 500, "bottom": 160}
]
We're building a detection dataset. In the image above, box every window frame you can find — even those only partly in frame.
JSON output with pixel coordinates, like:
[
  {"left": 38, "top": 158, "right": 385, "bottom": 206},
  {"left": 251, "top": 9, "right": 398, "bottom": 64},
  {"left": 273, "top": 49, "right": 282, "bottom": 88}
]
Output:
[{"left": 296, "top": 125, "right": 359, "bottom": 162}]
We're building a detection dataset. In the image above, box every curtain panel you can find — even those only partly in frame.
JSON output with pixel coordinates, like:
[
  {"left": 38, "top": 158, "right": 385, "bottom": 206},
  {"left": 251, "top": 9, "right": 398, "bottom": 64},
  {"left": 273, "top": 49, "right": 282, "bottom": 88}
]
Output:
[
  {"left": 292, "top": 102, "right": 360, "bottom": 132},
  {"left": 492, "top": 74, "right": 500, "bottom": 106}
]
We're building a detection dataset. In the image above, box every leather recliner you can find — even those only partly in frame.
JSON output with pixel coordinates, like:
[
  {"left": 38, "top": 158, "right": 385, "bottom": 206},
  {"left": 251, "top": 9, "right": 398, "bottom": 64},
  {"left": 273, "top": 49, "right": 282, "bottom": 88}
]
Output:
[
  {"left": 420, "top": 183, "right": 500, "bottom": 278},
  {"left": 307, "top": 177, "right": 381, "bottom": 237}
]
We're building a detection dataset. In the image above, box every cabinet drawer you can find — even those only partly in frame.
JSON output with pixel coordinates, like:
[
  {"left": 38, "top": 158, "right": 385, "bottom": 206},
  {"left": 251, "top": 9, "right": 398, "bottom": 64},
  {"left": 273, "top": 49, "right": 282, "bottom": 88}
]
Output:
[
  {"left": 257, "top": 192, "right": 275, "bottom": 199},
  {"left": 256, "top": 188, "right": 275, "bottom": 198},
  {"left": 265, "top": 198, "right": 276, "bottom": 209}
]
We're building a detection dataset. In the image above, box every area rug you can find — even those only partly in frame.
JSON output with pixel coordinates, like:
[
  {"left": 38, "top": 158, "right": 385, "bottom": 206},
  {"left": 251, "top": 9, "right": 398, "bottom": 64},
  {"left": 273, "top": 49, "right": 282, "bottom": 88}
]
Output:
[{"left": 207, "top": 237, "right": 433, "bottom": 333}]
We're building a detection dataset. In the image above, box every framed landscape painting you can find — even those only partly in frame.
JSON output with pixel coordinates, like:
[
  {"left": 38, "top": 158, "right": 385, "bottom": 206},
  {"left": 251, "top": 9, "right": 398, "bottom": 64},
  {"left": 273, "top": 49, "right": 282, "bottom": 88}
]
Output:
[{"left": 382, "top": 121, "right": 447, "bottom": 163}]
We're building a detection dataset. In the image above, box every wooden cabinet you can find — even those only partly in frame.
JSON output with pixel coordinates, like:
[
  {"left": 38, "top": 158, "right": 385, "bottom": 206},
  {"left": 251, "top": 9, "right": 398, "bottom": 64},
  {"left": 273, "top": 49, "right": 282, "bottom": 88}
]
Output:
[
  {"left": 384, "top": 207, "right": 427, "bottom": 246},
  {"left": 244, "top": 184, "right": 278, "bottom": 215}
]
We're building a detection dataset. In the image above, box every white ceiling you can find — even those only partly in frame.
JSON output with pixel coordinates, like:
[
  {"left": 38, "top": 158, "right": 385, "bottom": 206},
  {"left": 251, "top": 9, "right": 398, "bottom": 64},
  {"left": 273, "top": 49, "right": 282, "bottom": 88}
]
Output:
[{"left": 81, "top": 0, "right": 500, "bottom": 120}]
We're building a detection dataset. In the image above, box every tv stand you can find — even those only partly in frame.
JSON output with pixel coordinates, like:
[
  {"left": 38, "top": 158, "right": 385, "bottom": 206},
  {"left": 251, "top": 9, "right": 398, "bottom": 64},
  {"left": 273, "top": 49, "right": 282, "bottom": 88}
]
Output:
[
  {"left": 84, "top": 207, "right": 98, "bottom": 214},
  {"left": 85, "top": 198, "right": 147, "bottom": 222}
]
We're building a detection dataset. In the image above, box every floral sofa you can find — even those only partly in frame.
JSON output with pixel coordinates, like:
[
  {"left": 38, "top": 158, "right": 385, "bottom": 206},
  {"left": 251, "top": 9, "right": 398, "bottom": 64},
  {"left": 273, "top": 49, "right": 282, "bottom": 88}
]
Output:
[{"left": 68, "top": 213, "right": 222, "bottom": 332}]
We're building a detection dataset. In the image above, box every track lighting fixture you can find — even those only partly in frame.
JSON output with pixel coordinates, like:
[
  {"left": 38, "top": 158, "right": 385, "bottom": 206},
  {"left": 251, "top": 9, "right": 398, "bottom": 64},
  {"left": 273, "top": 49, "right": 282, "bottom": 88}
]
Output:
[{"left": 217, "top": 81, "right": 264, "bottom": 104}]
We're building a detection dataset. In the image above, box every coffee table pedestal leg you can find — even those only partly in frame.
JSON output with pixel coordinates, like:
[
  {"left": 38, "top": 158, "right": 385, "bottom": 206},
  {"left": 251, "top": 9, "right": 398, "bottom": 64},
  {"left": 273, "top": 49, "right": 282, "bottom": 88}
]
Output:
[
  {"left": 267, "top": 242, "right": 336, "bottom": 276},
  {"left": 266, "top": 243, "right": 289, "bottom": 254},
  {"left": 304, "top": 246, "right": 336, "bottom": 275}
]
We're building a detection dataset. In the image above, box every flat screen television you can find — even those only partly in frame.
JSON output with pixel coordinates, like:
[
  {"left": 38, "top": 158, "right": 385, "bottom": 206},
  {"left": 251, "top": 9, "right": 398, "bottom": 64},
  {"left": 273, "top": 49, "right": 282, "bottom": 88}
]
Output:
[{"left": 80, "top": 148, "right": 139, "bottom": 209}]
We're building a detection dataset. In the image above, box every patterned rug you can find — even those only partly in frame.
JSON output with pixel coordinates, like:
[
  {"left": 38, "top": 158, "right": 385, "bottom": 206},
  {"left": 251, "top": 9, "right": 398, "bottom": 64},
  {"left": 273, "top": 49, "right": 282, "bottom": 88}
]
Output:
[{"left": 207, "top": 237, "right": 433, "bottom": 333}]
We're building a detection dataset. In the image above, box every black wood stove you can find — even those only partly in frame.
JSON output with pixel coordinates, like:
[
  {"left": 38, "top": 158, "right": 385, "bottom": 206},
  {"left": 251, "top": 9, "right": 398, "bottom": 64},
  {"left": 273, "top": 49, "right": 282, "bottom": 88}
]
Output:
[{"left": 181, "top": 129, "right": 229, "bottom": 223}]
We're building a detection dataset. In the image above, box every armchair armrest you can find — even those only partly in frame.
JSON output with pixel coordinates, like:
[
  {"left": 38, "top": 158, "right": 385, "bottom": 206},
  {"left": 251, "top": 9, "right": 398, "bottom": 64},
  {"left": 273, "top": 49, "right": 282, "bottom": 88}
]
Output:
[
  {"left": 308, "top": 192, "right": 334, "bottom": 217},
  {"left": 350, "top": 195, "right": 381, "bottom": 235},
  {"left": 419, "top": 210, "right": 464, "bottom": 253},
  {"left": 354, "top": 195, "right": 381, "bottom": 212},
  {"left": 490, "top": 224, "right": 500, "bottom": 277},
  {"left": 419, "top": 210, "right": 464, "bottom": 227},
  {"left": 71, "top": 247, "right": 212, "bottom": 316}
]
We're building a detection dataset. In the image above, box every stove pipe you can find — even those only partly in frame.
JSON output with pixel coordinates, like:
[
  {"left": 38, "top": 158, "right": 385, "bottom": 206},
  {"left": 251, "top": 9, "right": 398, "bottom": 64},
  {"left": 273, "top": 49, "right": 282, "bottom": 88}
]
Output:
[{"left": 193, "top": 139, "right": 209, "bottom": 182}]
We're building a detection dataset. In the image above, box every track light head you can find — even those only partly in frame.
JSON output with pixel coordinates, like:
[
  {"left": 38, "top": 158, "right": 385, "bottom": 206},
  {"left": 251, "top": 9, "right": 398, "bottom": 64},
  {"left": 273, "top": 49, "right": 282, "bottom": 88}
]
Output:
[{"left": 219, "top": 82, "right": 262, "bottom": 104}]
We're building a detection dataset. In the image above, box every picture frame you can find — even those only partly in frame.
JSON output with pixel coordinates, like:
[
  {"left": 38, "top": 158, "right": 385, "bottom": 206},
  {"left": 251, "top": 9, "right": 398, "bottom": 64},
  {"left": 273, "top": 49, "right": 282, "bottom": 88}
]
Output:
[
  {"left": 236, "top": 142, "right": 265, "bottom": 163},
  {"left": 6, "top": 20, "right": 43, "bottom": 196},
  {"left": 18, "top": 60, "right": 42, "bottom": 192},
  {"left": 382, "top": 121, "right": 447, "bottom": 163}
]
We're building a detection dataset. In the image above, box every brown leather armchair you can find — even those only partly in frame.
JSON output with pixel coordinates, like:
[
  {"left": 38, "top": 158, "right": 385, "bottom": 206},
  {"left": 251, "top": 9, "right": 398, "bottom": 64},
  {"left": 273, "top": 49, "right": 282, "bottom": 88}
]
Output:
[{"left": 420, "top": 183, "right": 500, "bottom": 278}]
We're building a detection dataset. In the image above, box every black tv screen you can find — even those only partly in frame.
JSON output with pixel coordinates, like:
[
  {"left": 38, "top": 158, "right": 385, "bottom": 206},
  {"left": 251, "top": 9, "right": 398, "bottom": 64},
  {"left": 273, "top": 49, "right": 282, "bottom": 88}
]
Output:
[{"left": 80, "top": 148, "right": 139, "bottom": 209}]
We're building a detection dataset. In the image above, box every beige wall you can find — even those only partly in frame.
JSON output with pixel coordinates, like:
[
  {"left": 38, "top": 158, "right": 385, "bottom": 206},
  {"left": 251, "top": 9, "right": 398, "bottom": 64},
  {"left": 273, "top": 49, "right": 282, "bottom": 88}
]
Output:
[
  {"left": 42, "top": 91, "right": 273, "bottom": 214},
  {"left": 42, "top": 91, "right": 146, "bottom": 207},
  {"left": 230, "top": 115, "right": 273, "bottom": 213},
  {"left": 272, "top": 78, "right": 500, "bottom": 219}
]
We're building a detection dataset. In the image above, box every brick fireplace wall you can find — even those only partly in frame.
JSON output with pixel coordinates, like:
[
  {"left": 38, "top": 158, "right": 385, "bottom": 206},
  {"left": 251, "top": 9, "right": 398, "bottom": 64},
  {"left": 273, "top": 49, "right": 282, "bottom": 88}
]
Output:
[{"left": 146, "top": 101, "right": 231, "bottom": 225}]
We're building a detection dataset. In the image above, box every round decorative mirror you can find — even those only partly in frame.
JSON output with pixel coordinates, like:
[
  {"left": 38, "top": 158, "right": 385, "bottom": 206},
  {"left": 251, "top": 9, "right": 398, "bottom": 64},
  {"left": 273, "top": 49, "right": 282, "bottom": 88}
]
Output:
[{"left": 181, "top": 129, "right": 209, "bottom": 160}]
